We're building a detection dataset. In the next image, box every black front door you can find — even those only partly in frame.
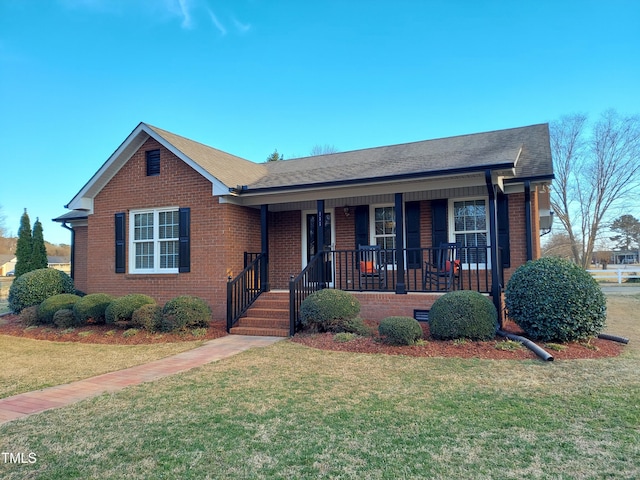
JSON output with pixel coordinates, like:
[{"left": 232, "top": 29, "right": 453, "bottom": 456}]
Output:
[{"left": 306, "top": 212, "right": 333, "bottom": 284}]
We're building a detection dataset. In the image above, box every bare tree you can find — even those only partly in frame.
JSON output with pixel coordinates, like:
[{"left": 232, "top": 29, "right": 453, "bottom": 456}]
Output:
[
  {"left": 0, "top": 204, "right": 6, "bottom": 238},
  {"left": 309, "top": 144, "right": 339, "bottom": 156},
  {"left": 551, "top": 110, "right": 640, "bottom": 268}
]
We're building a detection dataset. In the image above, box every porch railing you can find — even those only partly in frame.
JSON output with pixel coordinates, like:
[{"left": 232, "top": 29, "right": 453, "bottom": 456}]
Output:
[
  {"left": 289, "top": 251, "right": 325, "bottom": 336},
  {"left": 226, "top": 252, "right": 267, "bottom": 332},
  {"left": 323, "top": 246, "right": 500, "bottom": 293}
]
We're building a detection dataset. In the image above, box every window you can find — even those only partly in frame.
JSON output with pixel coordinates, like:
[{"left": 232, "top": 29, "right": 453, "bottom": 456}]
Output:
[
  {"left": 146, "top": 150, "right": 160, "bottom": 176},
  {"left": 372, "top": 206, "right": 396, "bottom": 250},
  {"left": 451, "top": 199, "right": 488, "bottom": 266},
  {"left": 130, "top": 208, "right": 179, "bottom": 273},
  {"left": 371, "top": 205, "right": 396, "bottom": 265}
]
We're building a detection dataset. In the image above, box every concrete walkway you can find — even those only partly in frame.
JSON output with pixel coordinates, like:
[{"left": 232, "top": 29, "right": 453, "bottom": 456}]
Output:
[{"left": 0, "top": 335, "right": 283, "bottom": 425}]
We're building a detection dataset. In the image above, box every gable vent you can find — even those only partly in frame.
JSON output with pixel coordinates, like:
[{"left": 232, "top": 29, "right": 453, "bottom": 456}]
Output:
[{"left": 146, "top": 149, "right": 160, "bottom": 176}]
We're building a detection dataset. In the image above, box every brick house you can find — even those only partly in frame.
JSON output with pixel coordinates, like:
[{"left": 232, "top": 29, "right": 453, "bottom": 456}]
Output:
[{"left": 55, "top": 122, "right": 553, "bottom": 336}]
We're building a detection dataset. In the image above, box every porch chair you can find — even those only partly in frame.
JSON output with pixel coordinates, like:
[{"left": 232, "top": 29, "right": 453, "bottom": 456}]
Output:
[
  {"left": 358, "top": 245, "right": 386, "bottom": 290},
  {"left": 423, "top": 242, "right": 461, "bottom": 292}
]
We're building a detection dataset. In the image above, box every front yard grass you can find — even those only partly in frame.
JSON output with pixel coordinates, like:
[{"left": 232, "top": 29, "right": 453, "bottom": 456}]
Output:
[
  {"left": 0, "top": 295, "right": 638, "bottom": 479},
  {"left": 0, "top": 337, "right": 206, "bottom": 399}
]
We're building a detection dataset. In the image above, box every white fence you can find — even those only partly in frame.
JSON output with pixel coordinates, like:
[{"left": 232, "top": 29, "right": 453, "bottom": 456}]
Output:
[{"left": 587, "top": 267, "right": 640, "bottom": 284}]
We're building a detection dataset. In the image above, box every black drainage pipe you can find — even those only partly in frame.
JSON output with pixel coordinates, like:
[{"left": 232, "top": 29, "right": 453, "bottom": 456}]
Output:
[
  {"left": 598, "top": 333, "right": 630, "bottom": 344},
  {"left": 497, "top": 330, "right": 554, "bottom": 361}
]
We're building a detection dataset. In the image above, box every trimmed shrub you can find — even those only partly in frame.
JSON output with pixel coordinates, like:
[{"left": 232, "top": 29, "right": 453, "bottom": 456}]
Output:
[
  {"left": 131, "top": 303, "right": 163, "bottom": 331},
  {"left": 429, "top": 290, "right": 498, "bottom": 340},
  {"left": 37, "top": 293, "right": 81, "bottom": 325},
  {"left": 73, "top": 293, "right": 114, "bottom": 325},
  {"left": 105, "top": 294, "right": 156, "bottom": 326},
  {"left": 8, "top": 268, "right": 75, "bottom": 314},
  {"left": 159, "top": 296, "right": 211, "bottom": 332},
  {"left": 299, "top": 289, "right": 361, "bottom": 332},
  {"left": 378, "top": 316, "right": 423, "bottom": 345},
  {"left": 53, "top": 308, "right": 81, "bottom": 329},
  {"left": 505, "top": 257, "right": 606, "bottom": 342}
]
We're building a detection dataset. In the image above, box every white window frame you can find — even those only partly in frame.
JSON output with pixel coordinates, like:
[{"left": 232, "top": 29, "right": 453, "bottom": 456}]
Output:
[
  {"left": 448, "top": 197, "right": 491, "bottom": 269},
  {"left": 369, "top": 204, "right": 407, "bottom": 268},
  {"left": 129, "top": 207, "right": 180, "bottom": 274}
]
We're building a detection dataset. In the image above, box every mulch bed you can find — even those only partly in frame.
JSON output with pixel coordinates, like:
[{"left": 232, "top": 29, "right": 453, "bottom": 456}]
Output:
[
  {"left": 291, "top": 320, "right": 625, "bottom": 361},
  {"left": 0, "top": 314, "right": 227, "bottom": 345},
  {"left": 0, "top": 314, "right": 624, "bottom": 360}
]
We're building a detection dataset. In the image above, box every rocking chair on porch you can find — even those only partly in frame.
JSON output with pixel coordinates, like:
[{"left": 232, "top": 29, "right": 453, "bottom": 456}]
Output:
[
  {"left": 358, "top": 245, "right": 386, "bottom": 290},
  {"left": 423, "top": 242, "right": 461, "bottom": 292}
]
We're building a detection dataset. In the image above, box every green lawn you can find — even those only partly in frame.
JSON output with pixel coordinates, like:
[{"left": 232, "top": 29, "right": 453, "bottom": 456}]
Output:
[{"left": 1, "top": 295, "right": 639, "bottom": 479}]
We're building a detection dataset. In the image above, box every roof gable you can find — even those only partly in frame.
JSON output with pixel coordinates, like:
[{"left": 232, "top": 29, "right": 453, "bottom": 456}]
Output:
[{"left": 66, "top": 123, "right": 266, "bottom": 211}]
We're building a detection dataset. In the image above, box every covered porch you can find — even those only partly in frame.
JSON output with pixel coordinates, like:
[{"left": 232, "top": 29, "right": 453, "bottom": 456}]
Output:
[{"left": 226, "top": 174, "right": 526, "bottom": 336}]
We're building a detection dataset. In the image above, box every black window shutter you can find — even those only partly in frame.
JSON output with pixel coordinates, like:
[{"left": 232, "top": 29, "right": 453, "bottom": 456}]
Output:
[
  {"left": 431, "top": 199, "right": 448, "bottom": 248},
  {"left": 354, "top": 205, "right": 369, "bottom": 248},
  {"left": 178, "top": 207, "right": 191, "bottom": 273},
  {"left": 146, "top": 150, "right": 160, "bottom": 176},
  {"left": 115, "top": 212, "right": 125, "bottom": 273},
  {"left": 497, "top": 193, "right": 511, "bottom": 268},
  {"left": 405, "top": 201, "right": 421, "bottom": 268}
]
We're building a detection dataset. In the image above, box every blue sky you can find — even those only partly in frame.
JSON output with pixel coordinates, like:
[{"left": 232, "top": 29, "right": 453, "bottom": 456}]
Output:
[{"left": 1, "top": 0, "right": 639, "bottom": 245}]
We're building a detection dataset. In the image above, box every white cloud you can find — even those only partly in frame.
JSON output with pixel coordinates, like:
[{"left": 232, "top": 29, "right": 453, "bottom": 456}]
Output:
[
  {"left": 176, "top": 0, "right": 193, "bottom": 29},
  {"left": 207, "top": 9, "right": 227, "bottom": 36},
  {"left": 232, "top": 16, "right": 251, "bottom": 34}
]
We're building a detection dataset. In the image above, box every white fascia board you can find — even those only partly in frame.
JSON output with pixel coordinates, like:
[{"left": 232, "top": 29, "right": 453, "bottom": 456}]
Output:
[
  {"left": 66, "top": 123, "right": 227, "bottom": 211},
  {"left": 144, "top": 127, "right": 230, "bottom": 195},
  {"left": 66, "top": 123, "right": 151, "bottom": 211}
]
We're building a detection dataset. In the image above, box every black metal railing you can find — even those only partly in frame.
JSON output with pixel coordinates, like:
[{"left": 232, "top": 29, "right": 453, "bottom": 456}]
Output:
[
  {"left": 321, "top": 246, "right": 498, "bottom": 293},
  {"left": 289, "top": 252, "right": 325, "bottom": 336},
  {"left": 226, "top": 252, "right": 267, "bottom": 332}
]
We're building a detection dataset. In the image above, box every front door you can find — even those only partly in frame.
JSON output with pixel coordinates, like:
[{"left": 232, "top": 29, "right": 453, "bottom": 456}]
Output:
[{"left": 303, "top": 211, "right": 334, "bottom": 285}]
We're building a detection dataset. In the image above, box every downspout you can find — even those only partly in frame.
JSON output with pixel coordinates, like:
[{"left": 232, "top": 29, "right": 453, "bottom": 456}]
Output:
[
  {"left": 485, "top": 170, "right": 503, "bottom": 328},
  {"left": 61, "top": 222, "right": 75, "bottom": 280},
  {"left": 524, "top": 181, "right": 533, "bottom": 261}
]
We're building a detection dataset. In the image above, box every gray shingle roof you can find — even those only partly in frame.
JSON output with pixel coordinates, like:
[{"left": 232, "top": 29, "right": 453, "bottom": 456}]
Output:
[
  {"left": 249, "top": 123, "right": 552, "bottom": 190},
  {"left": 146, "top": 124, "right": 267, "bottom": 188}
]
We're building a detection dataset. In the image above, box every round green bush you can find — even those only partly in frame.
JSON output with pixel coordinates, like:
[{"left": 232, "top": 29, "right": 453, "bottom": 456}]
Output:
[
  {"left": 8, "top": 268, "right": 75, "bottom": 314},
  {"left": 105, "top": 294, "right": 156, "bottom": 326},
  {"left": 53, "top": 308, "right": 81, "bottom": 329},
  {"left": 429, "top": 290, "right": 498, "bottom": 340},
  {"left": 159, "top": 296, "right": 211, "bottom": 332},
  {"left": 378, "top": 316, "right": 423, "bottom": 345},
  {"left": 73, "top": 293, "right": 114, "bottom": 325},
  {"left": 505, "top": 257, "right": 606, "bottom": 342},
  {"left": 299, "top": 289, "right": 361, "bottom": 332},
  {"left": 131, "top": 304, "right": 163, "bottom": 331},
  {"left": 37, "top": 293, "right": 81, "bottom": 325}
]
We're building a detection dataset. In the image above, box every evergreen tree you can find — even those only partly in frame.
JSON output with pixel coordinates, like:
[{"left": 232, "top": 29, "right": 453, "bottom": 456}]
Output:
[
  {"left": 265, "top": 149, "right": 283, "bottom": 162},
  {"left": 31, "top": 217, "right": 48, "bottom": 270},
  {"left": 15, "top": 209, "right": 33, "bottom": 276}
]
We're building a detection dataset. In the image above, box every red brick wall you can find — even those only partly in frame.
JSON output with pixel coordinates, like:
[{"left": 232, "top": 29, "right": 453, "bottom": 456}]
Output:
[
  {"left": 502, "top": 192, "right": 541, "bottom": 285},
  {"left": 84, "top": 138, "right": 260, "bottom": 320},
  {"left": 268, "top": 210, "right": 301, "bottom": 289},
  {"left": 72, "top": 226, "right": 88, "bottom": 293},
  {"left": 353, "top": 292, "right": 442, "bottom": 322}
]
